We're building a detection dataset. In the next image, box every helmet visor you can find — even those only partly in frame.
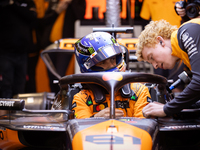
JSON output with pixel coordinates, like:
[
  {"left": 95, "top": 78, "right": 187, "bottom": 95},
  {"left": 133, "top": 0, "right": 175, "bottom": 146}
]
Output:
[{"left": 84, "top": 44, "right": 125, "bottom": 70}]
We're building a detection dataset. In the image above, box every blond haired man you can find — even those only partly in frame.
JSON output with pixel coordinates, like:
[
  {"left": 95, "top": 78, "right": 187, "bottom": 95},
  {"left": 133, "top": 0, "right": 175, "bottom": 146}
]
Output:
[{"left": 136, "top": 18, "right": 200, "bottom": 117}]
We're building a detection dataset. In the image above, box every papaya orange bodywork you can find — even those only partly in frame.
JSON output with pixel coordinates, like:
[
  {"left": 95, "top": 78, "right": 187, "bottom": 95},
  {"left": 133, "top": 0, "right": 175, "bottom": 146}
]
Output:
[
  {"left": 0, "top": 129, "right": 26, "bottom": 150},
  {"left": 72, "top": 120, "right": 152, "bottom": 150}
]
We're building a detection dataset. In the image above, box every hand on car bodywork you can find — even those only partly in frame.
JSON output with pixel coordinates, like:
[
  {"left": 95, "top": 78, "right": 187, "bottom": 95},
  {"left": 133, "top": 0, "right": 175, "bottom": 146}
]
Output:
[
  {"left": 142, "top": 101, "right": 166, "bottom": 118},
  {"left": 94, "top": 107, "right": 124, "bottom": 118}
]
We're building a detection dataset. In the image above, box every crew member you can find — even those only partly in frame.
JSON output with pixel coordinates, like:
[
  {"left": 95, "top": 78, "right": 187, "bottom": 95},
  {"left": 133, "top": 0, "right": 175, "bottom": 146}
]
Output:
[{"left": 136, "top": 18, "right": 200, "bottom": 117}]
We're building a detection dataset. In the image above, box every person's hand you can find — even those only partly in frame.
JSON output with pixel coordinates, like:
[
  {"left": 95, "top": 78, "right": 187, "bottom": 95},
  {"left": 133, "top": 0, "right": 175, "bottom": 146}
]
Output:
[
  {"left": 94, "top": 107, "right": 124, "bottom": 118},
  {"left": 55, "top": 0, "right": 72, "bottom": 14},
  {"left": 175, "top": 2, "right": 186, "bottom": 17},
  {"left": 142, "top": 101, "right": 166, "bottom": 118}
]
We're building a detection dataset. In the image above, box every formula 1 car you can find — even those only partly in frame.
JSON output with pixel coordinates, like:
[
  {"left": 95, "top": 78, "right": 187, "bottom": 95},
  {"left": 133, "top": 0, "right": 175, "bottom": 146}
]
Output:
[
  {"left": 1, "top": 28, "right": 200, "bottom": 150},
  {"left": 0, "top": 71, "right": 200, "bottom": 150}
]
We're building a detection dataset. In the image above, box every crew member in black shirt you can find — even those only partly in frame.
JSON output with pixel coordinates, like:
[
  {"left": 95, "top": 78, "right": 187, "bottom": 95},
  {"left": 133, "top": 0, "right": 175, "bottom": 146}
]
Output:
[{"left": 0, "top": 0, "right": 37, "bottom": 98}]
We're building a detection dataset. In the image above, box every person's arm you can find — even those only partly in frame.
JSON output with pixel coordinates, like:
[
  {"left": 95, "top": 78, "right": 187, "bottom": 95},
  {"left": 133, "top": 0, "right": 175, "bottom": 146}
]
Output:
[
  {"left": 72, "top": 90, "right": 94, "bottom": 119},
  {"left": 164, "top": 22, "right": 200, "bottom": 116},
  {"left": 131, "top": 83, "right": 151, "bottom": 118},
  {"left": 55, "top": 0, "right": 72, "bottom": 14},
  {"left": 43, "top": 0, "right": 72, "bottom": 25},
  {"left": 41, "top": 7, "right": 58, "bottom": 25},
  {"left": 69, "top": 0, "right": 86, "bottom": 20},
  {"left": 10, "top": 0, "right": 37, "bottom": 24}
]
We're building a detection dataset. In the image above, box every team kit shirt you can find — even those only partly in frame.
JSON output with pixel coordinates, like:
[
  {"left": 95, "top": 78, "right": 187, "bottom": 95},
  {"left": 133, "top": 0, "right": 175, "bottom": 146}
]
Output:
[
  {"left": 140, "top": 0, "right": 182, "bottom": 27},
  {"left": 164, "top": 18, "right": 200, "bottom": 115},
  {"left": 72, "top": 83, "right": 151, "bottom": 118}
]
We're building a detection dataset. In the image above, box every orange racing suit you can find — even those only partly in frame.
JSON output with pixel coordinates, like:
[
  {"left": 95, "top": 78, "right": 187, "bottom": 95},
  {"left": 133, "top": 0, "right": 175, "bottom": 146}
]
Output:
[
  {"left": 72, "top": 83, "right": 151, "bottom": 119},
  {"left": 164, "top": 18, "right": 200, "bottom": 116}
]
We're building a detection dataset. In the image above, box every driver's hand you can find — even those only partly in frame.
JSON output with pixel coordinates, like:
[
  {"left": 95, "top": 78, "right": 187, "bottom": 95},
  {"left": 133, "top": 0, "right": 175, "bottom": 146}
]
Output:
[
  {"left": 175, "top": 3, "right": 186, "bottom": 17},
  {"left": 142, "top": 101, "right": 166, "bottom": 118},
  {"left": 94, "top": 107, "right": 124, "bottom": 118}
]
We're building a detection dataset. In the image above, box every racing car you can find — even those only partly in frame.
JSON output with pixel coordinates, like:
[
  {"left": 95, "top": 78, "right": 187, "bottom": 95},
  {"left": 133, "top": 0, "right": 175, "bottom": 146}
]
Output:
[
  {"left": 0, "top": 28, "right": 200, "bottom": 150},
  {"left": 0, "top": 71, "right": 200, "bottom": 150}
]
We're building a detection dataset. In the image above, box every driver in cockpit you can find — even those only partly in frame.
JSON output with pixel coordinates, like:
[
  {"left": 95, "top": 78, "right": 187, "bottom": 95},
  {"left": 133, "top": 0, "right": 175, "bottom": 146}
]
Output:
[{"left": 72, "top": 32, "right": 152, "bottom": 119}]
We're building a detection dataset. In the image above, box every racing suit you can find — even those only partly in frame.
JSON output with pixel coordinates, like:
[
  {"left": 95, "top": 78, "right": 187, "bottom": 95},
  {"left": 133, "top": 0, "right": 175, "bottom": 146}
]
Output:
[
  {"left": 72, "top": 83, "right": 151, "bottom": 119},
  {"left": 164, "top": 18, "right": 200, "bottom": 116}
]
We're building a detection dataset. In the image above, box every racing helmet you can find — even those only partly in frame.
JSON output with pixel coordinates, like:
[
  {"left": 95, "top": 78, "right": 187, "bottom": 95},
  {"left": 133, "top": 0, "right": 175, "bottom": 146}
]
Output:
[{"left": 74, "top": 32, "right": 127, "bottom": 73}]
